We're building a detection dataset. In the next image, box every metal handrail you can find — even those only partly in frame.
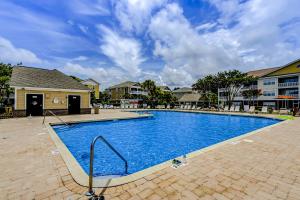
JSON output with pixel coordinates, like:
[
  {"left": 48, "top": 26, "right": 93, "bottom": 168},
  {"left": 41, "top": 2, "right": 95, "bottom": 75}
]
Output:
[
  {"left": 86, "top": 135, "right": 128, "bottom": 197},
  {"left": 42, "top": 110, "right": 69, "bottom": 126}
]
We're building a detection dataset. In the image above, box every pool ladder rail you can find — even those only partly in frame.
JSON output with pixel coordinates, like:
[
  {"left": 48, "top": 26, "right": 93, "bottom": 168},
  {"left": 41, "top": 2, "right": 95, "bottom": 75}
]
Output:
[
  {"left": 42, "top": 110, "right": 70, "bottom": 127},
  {"left": 86, "top": 135, "right": 128, "bottom": 197}
]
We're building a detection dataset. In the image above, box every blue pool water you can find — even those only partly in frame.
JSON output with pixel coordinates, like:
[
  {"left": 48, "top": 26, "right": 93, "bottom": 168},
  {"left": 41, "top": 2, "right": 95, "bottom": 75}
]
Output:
[{"left": 52, "top": 111, "right": 280, "bottom": 177}]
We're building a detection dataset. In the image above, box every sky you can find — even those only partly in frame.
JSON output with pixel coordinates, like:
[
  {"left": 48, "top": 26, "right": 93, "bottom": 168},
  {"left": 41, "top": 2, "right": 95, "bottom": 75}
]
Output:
[{"left": 0, "top": 0, "right": 300, "bottom": 89}]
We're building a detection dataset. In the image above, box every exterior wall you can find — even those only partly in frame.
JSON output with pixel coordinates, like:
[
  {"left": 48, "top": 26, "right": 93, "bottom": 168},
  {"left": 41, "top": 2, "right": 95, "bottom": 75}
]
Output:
[
  {"left": 258, "top": 77, "right": 278, "bottom": 101},
  {"left": 267, "top": 60, "right": 300, "bottom": 76},
  {"left": 86, "top": 84, "right": 100, "bottom": 99},
  {"left": 218, "top": 74, "right": 300, "bottom": 109},
  {"left": 14, "top": 89, "right": 91, "bottom": 116},
  {"left": 110, "top": 88, "right": 126, "bottom": 100}
]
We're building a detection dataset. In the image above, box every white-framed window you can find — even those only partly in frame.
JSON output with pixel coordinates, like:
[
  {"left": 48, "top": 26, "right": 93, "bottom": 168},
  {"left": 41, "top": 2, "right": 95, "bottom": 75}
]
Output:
[
  {"left": 263, "top": 78, "right": 275, "bottom": 85},
  {"left": 263, "top": 91, "right": 275, "bottom": 96}
]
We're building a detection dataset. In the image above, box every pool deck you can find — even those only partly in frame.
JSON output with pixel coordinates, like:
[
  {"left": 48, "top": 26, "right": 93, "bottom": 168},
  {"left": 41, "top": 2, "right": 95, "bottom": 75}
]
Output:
[{"left": 0, "top": 110, "right": 300, "bottom": 200}]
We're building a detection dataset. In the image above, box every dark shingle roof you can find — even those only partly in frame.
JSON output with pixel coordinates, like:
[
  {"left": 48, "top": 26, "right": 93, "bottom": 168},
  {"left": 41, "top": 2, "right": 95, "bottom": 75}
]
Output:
[
  {"left": 247, "top": 67, "right": 281, "bottom": 77},
  {"left": 178, "top": 93, "right": 202, "bottom": 102},
  {"left": 10, "top": 66, "right": 90, "bottom": 91},
  {"left": 173, "top": 87, "right": 193, "bottom": 93}
]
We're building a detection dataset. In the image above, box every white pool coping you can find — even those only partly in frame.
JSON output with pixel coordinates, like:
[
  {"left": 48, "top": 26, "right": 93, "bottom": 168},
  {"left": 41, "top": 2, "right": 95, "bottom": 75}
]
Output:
[{"left": 46, "top": 111, "right": 287, "bottom": 188}]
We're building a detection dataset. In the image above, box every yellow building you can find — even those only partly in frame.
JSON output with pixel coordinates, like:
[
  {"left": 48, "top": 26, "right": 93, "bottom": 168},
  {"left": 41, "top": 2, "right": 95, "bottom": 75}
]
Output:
[
  {"left": 108, "top": 81, "right": 147, "bottom": 101},
  {"left": 10, "top": 66, "right": 91, "bottom": 117},
  {"left": 81, "top": 78, "right": 100, "bottom": 99}
]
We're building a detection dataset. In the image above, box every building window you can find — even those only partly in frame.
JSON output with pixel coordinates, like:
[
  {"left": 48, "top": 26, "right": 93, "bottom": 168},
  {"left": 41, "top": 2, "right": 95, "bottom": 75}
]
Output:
[
  {"left": 263, "top": 79, "right": 275, "bottom": 85},
  {"left": 263, "top": 91, "right": 275, "bottom": 96}
]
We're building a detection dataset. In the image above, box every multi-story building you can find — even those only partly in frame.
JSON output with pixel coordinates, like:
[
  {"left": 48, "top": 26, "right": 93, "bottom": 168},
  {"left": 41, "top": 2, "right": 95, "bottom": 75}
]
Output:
[
  {"left": 107, "top": 81, "right": 148, "bottom": 101},
  {"left": 81, "top": 78, "right": 100, "bottom": 99},
  {"left": 219, "top": 59, "right": 300, "bottom": 109}
]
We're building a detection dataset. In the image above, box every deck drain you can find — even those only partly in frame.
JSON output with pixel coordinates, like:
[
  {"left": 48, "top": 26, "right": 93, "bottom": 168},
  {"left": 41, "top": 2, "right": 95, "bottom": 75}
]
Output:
[{"left": 243, "top": 139, "right": 254, "bottom": 143}]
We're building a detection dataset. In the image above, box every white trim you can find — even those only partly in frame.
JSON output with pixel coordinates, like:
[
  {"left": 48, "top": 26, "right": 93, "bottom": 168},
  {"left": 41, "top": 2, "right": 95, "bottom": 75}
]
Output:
[
  {"left": 14, "top": 88, "right": 17, "bottom": 110},
  {"left": 264, "top": 72, "right": 300, "bottom": 78},
  {"left": 12, "top": 86, "right": 90, "bottom": 93},
  {"left": 25, "top": 92, "right": 45, "bottom": 111},
  {"left": 88, "top": 92, "right": 92, "bottom": 108}
]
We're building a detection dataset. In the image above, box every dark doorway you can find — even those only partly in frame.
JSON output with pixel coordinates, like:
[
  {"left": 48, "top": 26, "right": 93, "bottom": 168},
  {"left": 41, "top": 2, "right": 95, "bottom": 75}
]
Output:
[
  {"left": 68, "top": 95, "right": 81, "bottom": 114},
  {"left": 26, "top": 94, "right": 43, "bottom": 116}
]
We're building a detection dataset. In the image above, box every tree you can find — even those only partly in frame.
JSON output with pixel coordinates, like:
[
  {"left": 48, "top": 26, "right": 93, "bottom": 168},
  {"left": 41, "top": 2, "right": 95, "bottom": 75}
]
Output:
[
  {"left": 141, "top": 80, "right": 156, "bottom": 96},
  {"left": 241, "top": 89, "right": 262, "bottom": 106},
  {"left": 70, "top": 75, "right": 82, "bottom": 82},
  {"left": 141, "top": 80, "right": 158, "bottom": 107},
  {"left": 98, "top": 91, "right": 111, "bottom": 104},
  {"left": 90, "top": 91, "right": 97, "bottom": 105},
  {"left": 157, "top": 90, "right": 177, "bottom": 106},
  {"left": 216, "top": 70, "right": 257, "bottom": 107},
  {"left": 122, "top": 93, "right": 133, "bottom": 99},
  {"left": 0, "top": 63, "right": 13, "bottom": 110},
  {"left": 193, "top": 75, "right": 218, "bottom": 107}
]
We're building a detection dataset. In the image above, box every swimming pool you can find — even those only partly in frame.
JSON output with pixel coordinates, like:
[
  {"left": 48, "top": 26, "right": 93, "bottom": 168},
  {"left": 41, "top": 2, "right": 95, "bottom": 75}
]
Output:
[{"left": 52, "top": 111, "right": 280, "bottom": 177}]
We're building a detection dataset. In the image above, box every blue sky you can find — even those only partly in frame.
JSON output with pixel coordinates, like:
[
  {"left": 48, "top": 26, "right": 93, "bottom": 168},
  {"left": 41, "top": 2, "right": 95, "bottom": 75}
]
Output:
[{"left": 0, "top": 0, "right": 300, "bottom": 89}]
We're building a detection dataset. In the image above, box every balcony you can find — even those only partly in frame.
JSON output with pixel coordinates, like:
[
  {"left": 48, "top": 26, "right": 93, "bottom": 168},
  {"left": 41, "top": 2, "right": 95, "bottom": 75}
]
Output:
[
  {"left": 242, "top": 85, "right": 258, "bottom": 90},
  {"left": 278, "top": 82, "right": 299, "bottom": 88},
  {"left": 129, "top": 91, "right": 148, "bottom": 95},
  {"left": 277, "top": 94, "right": 299, "bottom": 99}
]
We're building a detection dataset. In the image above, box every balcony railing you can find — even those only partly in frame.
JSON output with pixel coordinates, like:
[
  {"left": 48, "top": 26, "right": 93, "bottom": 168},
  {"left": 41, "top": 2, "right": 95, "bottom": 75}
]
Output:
[
  {"left": 278, "top": 82, "right": 299, "bottom": 88},
  {"left": 241, "top": 85, "right": 258, "bottom": 90},
  {"left": 129, "top": 91, "right": 148, "bottom": 95}
]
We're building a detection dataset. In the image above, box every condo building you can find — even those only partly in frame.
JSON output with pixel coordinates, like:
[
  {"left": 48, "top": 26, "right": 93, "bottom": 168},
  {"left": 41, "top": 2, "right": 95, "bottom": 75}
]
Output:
[
  {"left": 107, "top": 81, "right": 148, "bottom": 103},
  {"left": 219, "top": 59, "right": 300, "bottom": 109}
]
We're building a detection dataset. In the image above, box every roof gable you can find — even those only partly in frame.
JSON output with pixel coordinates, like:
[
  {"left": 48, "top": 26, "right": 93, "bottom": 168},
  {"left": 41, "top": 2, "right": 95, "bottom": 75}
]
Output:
[
  {"left": 109, "top": 81, "right": 140, "bottom": 89},
  {"left": 10, "top": 66, "right": 90, "bottom": 91},
  {"left": 265, "top": 59, "right": 300, "bottom": 77},
  {"left": 82, "top": 78, "right": 99, "bottom": 85}
]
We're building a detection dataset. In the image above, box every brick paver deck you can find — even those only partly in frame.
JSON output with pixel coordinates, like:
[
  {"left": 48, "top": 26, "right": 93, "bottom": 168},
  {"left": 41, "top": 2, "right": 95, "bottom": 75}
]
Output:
[{"left": 0, "top": 110, "right": 299, "bottom": 200}]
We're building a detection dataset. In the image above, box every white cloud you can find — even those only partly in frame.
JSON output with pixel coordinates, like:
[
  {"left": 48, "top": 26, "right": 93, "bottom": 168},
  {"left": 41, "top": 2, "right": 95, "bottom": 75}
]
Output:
[
  {"left": 69, "top": 0, "right": 110, "bottom": 16},
  {"left": 148, "top": 3, "right": 241, "bottom": 86},
  {"left": 206, "top": 0, "right": 300, "bottom": 68},
  {"left": 0, "top": 36, "right": 42, "bottom": 64},
  {"left": 1, "top": 0, "right": 299, "bottom": 89},
  {"left": 195, "top": 22, "right": 217, "bottom": 31},
  {"left": 98, "top": 25, "right": 145, "bottom": 76},
  {"left": 160, "top": 66, "right": 194, "bottom": 87},
  {"left": 78, "top": 24, "right": 89, "bottom": 34},
  {"left": 62, "top": 62, "right": 136, "bottom": 89},
  {"left": 113, "top": 0, "right": 167, "bottom": 33},
  {"left": 146, "top": 1, "right": 300, "bottom": 86},
  {"left": 0, "top": 1, "right": 95, "bottom": 59},
  {"left": 207, "top": 0, "right": 242, "bottom": 26},
  {"left": 73, "top": 56, "right": 88, "bottom": 61}
]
